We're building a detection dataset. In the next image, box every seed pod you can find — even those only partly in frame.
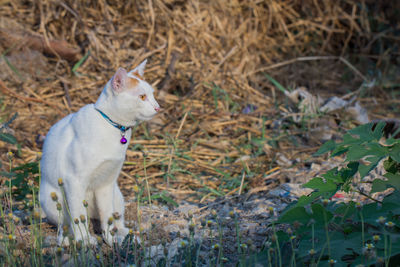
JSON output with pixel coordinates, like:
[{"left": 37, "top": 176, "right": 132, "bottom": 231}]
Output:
[
  {"left": 308, "top": 249, "right": 316, "bottom": 256},
  {"left": 112, "top": 212, "right": 121, "bottom": 220},
  {"left": 62, "top": 225, "right": 69, "bottom": 236},
  {"left": 50, "top": 192, "right": 58, "bottom": 202},
  {"left": 56, "top": 247, "right": 63, "bottom": 256},
  {"left": 211, "top": 209, "right": 217, "bottom": 217},
  {"left": 189, "top": 222, "right": 195, "bottom": 233},
  {"left": 188, "top": 210, "right": 193, "bottom": 219},
  {"left": 229, "top": 210, "right": 235, "bottom": 218},
  {"left": 33, "top": 210, "right": 40, "bottom": 220},
  {"left": 76, "top": 240, "right": 82, "bottom": 250}
]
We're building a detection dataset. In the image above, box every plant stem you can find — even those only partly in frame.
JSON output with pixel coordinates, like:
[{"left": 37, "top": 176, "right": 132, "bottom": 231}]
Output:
[
  {"left": 323, "top": 210, "right": 331, "bottom": 258},
  {"left": 267, "top": 247, "right": 272, "bottom": 267},
  {"left": 271, "top": 222, "right": 282, "bottom": 267},
  {"left": 143, "top": 156, "right": 152, "bottom": 206},
  {"left": 290, "top": 237, "right": 296, "bottom": 267},
  {"left": 359, "top": 210, "right": 365, "bottom": 246},
  {"left": 353, "top": 189, "right": 382, "bottom": 204}
]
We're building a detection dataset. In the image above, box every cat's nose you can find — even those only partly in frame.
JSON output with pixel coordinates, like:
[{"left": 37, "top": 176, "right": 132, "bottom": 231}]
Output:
[{"left": 155, "top": 107, "right": 160, "bottom": 112}]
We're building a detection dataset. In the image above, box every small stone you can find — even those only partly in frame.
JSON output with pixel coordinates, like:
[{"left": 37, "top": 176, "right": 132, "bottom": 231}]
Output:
[{"left": 120, "top": 136, "right": 127, "bottom": 144}]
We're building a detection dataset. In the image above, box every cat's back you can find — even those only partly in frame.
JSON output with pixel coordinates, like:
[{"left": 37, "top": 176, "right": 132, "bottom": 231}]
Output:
[
  {"left": 42, "top": 104, "right": 98, "bottom": 163},
  {"left": 44, "top": 104, "right": 95, "bottom": 142}
]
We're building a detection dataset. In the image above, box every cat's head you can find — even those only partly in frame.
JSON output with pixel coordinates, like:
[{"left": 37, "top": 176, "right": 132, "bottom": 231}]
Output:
[{"left": 96, "top": 59, "right": 160, "bottom": 126}]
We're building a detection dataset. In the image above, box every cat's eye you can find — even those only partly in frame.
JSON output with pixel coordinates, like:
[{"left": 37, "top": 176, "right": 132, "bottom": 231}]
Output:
[{"left": 140, "top": 94, "right": 147, "bottom": 101}]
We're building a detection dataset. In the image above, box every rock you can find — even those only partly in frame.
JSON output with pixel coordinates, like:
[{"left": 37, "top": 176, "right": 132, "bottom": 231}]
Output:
[
  {"left": 346, "top": 101, "right": 369, "bottom": 124},
  {"left": 281, "top": 183, "right": 313, "bottom": 198},
  {"left": 174, "top": 203, "right": 199, "bottom": 218},
  {"left": 241, "top": 222, "right": 259, "bottom": 236},
  {"left": 267, "top": 187, "right": 290, "bottom": 198},
  {"left": 320, "top": 96, "right": 348, "bottom": 112},
  {"left": 276, "top": 153, "right": 293, "bottom": 167},
  {"left": 44, "top": 235, "right": 57, "bottom": 246},
  {"left": 145, "top": 244, "right": 164, "bottom": 266}
]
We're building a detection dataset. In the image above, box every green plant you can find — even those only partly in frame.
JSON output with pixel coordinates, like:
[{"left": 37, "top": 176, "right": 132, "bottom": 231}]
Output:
[{"left": 254, "top": 122, "right": 400, "bottom": 266}]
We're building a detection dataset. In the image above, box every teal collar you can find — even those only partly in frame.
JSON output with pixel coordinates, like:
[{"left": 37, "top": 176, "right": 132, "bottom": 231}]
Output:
[
  {"left": 95, "top": 108, "right": 131, "bottom": 144},
  {"left": 95, "top": 108, "right": 130, "bottom": 132}
]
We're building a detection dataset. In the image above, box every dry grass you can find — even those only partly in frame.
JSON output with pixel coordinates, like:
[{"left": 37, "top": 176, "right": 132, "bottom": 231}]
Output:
[{"left": 0, "top": 0, "right": 398, "bottom": 204}]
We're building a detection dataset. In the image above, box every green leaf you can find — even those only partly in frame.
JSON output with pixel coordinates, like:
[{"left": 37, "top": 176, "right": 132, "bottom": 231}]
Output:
[
  {"left": 346, "top": 146, "right": 369, "bottom": 161},
  {"left": 295, "top": 192, "right": 322, "bottom": 207},
  {"left": 387, "top": 127, "right": 400, "bottom": 145},
  {"left": 334, "top": 202, "right": 357, "bottom": 221},
  {"left": 389, "top": 143, "right": 400, "bottom": 163},
  {"left": 341, "top": 133, "right": 361, "bottom": 145},
  {"left": 328, "top": 232, "right": 363, "bottom": 264},
  {"left": 264, "top": 73, "right": 289, "bottom": 93},
  {"left": 278, "top": 206, "right": 310, "bottom": 224},
  {"left": 384, "top": 173, "right": 400, "bottom": 191},
  {"left": 0, "top": 132, "right": 17, "bottom": 144},
  {"left": 370, "top": 173, "right": 400, "bottom": 193},
  {"left": 2, "top": 54, "right": 22, "bottom": 80},
  {"left": 321, "top": 167, "right": 343, "bottom": 183},
  {"left": 347, "top": 122, "right": 378, "bottom": 142},
  {"left": 383, "top": 157, "right": 400, "bottom": 174},
  {"left": 313, "top": 140, "right": 336, "bottom": 156},
  {"left": 340, "top": 162, "right": 359, "bottom": 181},
  {"left": 0, "top": 171, "right": 16, "bottom": 178},
  {"left": 371, "top": 121, "right": 386, "bottom": 140},
  {"left": 204, "top": 186, "right": 224, "bottom": 197},
  {"left": 303, "top": 177, "right": 338, "bottom": 191},
  {"left": 72, "top": 50, "right": 90, "bottom": 75},
  {"left": 371, "top": 179, "right": 390, "bottom": 193},
  {"left": 366, "top": 142, "right": 389, "bottom": 158},
  {"left": 358, "top": 201, "right": 400, "bottom": 225},
  {"left": 12, "top": 162, "right": 39, "bottom": 173},
  {"left": 160, "top": 193, "right": 179, "bottom": 207},
  {"left": 331, "top": 144, "right": 349, "bottom": 157},
  {"left": 310, "top": 203, "right": 333, "bottom": 224},
  {"left": 358, "top": 156, "right": 384, "bottom": 178}
]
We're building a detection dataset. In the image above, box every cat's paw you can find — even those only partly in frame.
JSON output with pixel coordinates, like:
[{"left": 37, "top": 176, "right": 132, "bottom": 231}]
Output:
[
  {"left": 73, "top": 232, "right": 98, "bottom": 246},
  {"left": 103, "top": 227, "right": 131, "bottom": 246},
  {"left": 117, "top": 226, "right": 130, "bottom": 237},
  {"left": 57, "top": 234, "right": 70, "bottom": 247},
  {"left": 80, "top": 235, "right": 98, "bottom": 246}
]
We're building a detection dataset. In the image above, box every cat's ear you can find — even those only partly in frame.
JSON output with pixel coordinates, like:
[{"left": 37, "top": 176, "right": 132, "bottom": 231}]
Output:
[
  {"left": 129, "top": 59, "right": 147, "bottom": 78},
  {"left": 111, "top": 67, "right": 127, "bottom": 92}
]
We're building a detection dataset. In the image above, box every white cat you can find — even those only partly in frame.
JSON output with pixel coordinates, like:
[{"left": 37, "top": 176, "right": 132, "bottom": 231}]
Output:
[{"left": 39, "top": 59, "right": 160, "bottom": 246}]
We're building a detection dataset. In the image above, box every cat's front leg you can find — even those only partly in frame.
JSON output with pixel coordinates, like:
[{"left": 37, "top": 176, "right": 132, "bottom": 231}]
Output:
[
  {"left": 64, "top": 182, "right": 97, "bottom": 246},
  {"left": 95, "top": 182, "right": 131, "bottom": 246}
]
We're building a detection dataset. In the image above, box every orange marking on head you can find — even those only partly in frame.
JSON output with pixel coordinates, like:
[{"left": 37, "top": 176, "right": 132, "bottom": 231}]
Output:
[
  {"left": 131, "top": 71, "right": 144, "bottom": 80},
  {"left": 126, "top": 77, "right": 139, "bottom": 89}
]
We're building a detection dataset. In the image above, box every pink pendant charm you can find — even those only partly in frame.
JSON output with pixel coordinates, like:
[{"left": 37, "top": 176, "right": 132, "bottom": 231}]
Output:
[{"left": 120, "top": 136, "right": 127, "bottom": 144}]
